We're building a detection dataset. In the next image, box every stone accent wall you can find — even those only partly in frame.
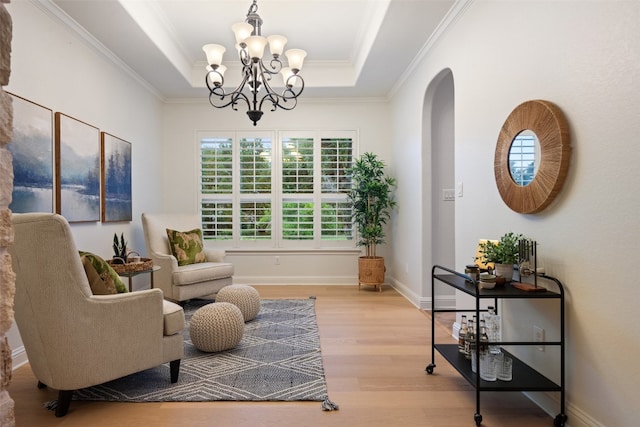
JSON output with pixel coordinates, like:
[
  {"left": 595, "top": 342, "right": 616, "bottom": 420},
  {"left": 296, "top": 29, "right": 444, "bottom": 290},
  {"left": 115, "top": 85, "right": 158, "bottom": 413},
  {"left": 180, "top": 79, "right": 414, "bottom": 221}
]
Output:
[{"left": 0, "top": 1, "right": 15, "bottom": 426}]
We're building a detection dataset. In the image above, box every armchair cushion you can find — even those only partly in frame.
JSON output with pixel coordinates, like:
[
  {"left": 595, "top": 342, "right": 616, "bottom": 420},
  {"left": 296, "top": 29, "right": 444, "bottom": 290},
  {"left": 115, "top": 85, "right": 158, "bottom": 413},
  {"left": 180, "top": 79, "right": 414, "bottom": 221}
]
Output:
[
  {"left": 79, "top": 251, "right": 128, "bottom": 294},
  {"left": 163, "top": 300, "right": 185, "bottom": 336},
  {"left": 166, "top": 228, "right": 206, "bottom": 266},
  {"left": 172, "top": 261, "right": 235, "bottom": 286}
]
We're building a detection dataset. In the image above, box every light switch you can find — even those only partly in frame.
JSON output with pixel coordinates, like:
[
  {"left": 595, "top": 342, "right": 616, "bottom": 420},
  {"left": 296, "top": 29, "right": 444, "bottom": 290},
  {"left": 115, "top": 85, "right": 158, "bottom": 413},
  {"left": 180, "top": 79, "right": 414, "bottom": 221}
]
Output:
[
  {"left": 456, "top": 181, "right": 463, "bottom": 197},
  {"left": 442, "top": 189, "right": 455, "bottom": 201}
]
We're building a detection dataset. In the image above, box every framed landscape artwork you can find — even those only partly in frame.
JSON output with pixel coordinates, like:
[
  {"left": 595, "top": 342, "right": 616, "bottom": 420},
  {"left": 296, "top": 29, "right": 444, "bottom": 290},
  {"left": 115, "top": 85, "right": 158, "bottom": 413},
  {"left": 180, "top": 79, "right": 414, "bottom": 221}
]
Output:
[
  {"left": 55, "top": 113, "right": 101, "bottom": 222},
  {"left": 7, "top": 93, "right": 54, "bottom": 213},
  {"left": 101, "top": 132, "right": 132, "bottom": 222}
]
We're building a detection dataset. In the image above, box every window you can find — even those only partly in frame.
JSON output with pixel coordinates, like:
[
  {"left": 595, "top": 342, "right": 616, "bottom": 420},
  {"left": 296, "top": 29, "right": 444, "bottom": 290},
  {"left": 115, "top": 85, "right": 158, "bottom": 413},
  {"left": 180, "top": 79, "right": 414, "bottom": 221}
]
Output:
[
  {"left": 200, "top": 137, "right": 233, "bottom": 240},
  {"left": 508, "top": 131, "right": 537, "bottom": 186},
  {"left": 199, "top": 131, "right": 356, "bottom": 249}
]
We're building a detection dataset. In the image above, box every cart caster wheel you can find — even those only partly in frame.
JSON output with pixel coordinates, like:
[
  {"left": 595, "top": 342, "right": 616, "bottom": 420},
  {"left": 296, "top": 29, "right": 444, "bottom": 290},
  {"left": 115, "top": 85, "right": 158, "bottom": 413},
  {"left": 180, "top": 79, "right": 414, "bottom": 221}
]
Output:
[
  {"left": 474, "top": 413, "right": 482, "bottom": 426},
  {"left": 425, "top": 364, "right": 435, "bottom": 374},
  {"left": 553, "top": 414, "right": 567, "bottom": 427}
]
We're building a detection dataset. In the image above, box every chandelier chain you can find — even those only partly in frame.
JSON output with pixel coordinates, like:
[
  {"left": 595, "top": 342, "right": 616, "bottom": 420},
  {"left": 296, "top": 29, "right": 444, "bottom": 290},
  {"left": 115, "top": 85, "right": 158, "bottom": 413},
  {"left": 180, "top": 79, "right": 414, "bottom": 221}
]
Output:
[{"left": 247, "top": 0, "right": 258, "bottom": 16}]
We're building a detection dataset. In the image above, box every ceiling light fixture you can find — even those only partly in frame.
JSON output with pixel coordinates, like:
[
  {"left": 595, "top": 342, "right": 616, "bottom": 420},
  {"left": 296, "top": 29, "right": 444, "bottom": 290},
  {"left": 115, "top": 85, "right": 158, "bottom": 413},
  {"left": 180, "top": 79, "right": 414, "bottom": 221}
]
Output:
[{"left": 202, "top": 0, "right": 307, "bottom": 126}]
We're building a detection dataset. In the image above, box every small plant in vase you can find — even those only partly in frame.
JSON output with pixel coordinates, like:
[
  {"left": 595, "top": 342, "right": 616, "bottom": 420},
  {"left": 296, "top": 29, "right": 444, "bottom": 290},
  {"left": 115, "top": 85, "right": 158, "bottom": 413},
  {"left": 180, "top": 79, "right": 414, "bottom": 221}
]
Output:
[
  {"left": 477, "top": 232, "right": 527, "bottom": 281},
  {"left": 113, "top": 233, "right": 128, "bottom": 263}
]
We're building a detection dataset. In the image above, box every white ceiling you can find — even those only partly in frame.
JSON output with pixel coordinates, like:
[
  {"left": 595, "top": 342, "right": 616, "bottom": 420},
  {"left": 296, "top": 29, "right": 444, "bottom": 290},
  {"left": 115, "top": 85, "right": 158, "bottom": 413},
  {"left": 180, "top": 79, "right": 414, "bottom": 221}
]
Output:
[{"left": 50, "top": 0, "right": 456, "bottom": 100}]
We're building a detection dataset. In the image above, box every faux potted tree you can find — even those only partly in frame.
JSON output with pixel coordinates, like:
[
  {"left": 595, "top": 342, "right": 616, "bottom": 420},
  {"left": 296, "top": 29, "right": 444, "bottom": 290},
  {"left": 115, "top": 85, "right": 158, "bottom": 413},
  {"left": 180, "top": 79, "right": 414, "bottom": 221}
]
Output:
[
  {"left": 477, "top": 231, "right": 527, "bottom": 281},
  {"left": 348, "top": 152, "right": 397, "bottom": 291}
]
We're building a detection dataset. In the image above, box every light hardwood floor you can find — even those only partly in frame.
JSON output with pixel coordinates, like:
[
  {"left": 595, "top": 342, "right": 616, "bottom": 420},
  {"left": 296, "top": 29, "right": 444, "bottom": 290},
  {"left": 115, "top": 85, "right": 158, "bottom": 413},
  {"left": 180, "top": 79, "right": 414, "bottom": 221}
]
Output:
[{"left": 8, "top": 285, "right": 554, "bottom": 426}]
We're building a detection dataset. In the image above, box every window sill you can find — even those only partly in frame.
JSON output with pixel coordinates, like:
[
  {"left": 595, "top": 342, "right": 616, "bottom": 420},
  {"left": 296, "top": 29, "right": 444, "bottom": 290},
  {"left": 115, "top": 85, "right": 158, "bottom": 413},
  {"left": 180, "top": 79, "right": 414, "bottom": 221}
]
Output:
[{"left": 222, "top": 248, "right": 362, "bottom": 256}]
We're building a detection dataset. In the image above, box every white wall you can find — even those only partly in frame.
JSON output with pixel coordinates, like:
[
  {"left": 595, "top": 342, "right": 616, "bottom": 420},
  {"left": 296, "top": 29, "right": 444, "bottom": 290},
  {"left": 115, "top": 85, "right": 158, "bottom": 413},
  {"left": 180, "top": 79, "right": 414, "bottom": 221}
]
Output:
[
  {"left": 6, "top": 1, "right": 165, "bottom": 365},
  {"left": 389, "top": 1, "right": 640, "bottom": 426},
  {"left": 160, "top": 99, "right": 392, "bottom": 284}
]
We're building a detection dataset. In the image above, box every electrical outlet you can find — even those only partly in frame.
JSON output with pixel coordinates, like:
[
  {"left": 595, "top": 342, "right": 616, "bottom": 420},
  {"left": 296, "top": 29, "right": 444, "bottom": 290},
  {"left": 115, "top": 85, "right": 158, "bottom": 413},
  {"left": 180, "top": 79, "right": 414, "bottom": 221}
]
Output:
[
  {"left": 533, "top": 325, "right": 545, "bottom": 352},
  {"left": 275, "top": 256, "right": 280, "bottom": 265}
]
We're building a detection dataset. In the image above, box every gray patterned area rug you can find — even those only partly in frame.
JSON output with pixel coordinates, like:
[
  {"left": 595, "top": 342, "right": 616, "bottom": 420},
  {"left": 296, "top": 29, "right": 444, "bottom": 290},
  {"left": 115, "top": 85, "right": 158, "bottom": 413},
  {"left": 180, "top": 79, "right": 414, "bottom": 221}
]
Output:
[{"left": 71, "top": 298, "right": 333, "bottom": 404}]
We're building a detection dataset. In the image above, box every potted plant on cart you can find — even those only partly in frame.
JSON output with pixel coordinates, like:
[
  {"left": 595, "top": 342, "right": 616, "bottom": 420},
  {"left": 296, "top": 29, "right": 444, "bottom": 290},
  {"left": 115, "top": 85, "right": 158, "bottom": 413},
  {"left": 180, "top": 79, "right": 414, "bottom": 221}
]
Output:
[
  {"left": 477, "top": 231, "right": 526, "bottom": 281},
  {"left": 348, "top": 152, "right": 396, "bottom": 291}
]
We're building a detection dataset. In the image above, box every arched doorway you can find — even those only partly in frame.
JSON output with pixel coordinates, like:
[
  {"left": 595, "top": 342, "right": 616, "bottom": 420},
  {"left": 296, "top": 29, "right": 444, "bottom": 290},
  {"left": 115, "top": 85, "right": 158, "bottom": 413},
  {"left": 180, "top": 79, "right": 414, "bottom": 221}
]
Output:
[{"left": 422, "top": 69, "right": 455, "bottom": 307}]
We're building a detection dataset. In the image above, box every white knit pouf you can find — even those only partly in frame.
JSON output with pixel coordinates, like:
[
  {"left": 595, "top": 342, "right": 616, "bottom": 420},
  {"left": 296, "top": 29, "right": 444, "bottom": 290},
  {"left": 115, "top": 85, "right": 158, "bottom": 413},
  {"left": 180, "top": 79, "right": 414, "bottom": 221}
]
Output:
[
  {"left": 189, "top": 302, "right": 244, "bottom": 352},
  {"left": 215, "top": 284, "right": 261, "bottom": 322}
]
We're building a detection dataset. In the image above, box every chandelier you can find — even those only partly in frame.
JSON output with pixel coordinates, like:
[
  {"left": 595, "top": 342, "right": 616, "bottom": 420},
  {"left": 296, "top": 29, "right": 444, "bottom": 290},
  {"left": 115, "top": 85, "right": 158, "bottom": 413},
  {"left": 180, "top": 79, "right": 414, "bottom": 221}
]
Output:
[{"left": 202, "top": 0, "right": 307, "bottom": 126}]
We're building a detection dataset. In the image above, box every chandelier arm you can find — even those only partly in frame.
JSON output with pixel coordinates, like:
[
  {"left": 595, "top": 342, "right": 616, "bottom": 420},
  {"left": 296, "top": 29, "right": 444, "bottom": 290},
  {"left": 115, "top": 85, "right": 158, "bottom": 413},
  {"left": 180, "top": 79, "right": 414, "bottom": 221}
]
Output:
[
  {"left": 206, "top": 69, "right": 252, "bottom": 111},
  {"left": 263, "top": 57, "right": 283, "bottom": 74},
  {"left": 205, "top": 68, "right": 231, "bottom": 93},
  {"left": 239, "top": 48, "right": 251, "bottom": 67},
  {"left": 227, "top": 69, "right": 253, "bottom": 97},
  {"left": 255, "top": 71, "right": 304, "bottom": 112},
  {"left": 258, "top": 88, "right": 300, "bottom": 112},
  {"left": 259, "top": 93, "right": 285, "bottom": 113},
  {"left": 208, "top": 90, "right": 251, "bottom": 111},
  {"left": 284, "top": 74, "right": 305, "bottom": 98}
]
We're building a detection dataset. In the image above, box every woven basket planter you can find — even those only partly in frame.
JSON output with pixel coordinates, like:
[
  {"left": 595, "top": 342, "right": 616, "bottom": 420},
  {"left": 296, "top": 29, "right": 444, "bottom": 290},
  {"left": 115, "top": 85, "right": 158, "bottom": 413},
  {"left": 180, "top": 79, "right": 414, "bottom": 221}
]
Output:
[{"left": 358, "top": 256, "right": 385, "bottom": 291}]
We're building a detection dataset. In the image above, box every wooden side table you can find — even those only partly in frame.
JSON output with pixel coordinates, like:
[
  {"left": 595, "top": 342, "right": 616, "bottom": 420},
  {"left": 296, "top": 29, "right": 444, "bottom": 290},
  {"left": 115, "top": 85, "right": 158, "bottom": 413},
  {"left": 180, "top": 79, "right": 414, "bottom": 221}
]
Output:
[{"left": 118, "top": 266, "right": 161, "bottom": 292}]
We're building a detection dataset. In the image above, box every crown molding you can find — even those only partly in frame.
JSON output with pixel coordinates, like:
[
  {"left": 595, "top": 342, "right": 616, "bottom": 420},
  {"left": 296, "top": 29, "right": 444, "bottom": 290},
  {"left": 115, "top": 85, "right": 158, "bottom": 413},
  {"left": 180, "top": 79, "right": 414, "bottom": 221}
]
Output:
[
  {"left": 388, "top": 0, "right": 475, "bottom": 99},
  {"left": 32, "top": 0, "right": 166, "bottom": 102}
]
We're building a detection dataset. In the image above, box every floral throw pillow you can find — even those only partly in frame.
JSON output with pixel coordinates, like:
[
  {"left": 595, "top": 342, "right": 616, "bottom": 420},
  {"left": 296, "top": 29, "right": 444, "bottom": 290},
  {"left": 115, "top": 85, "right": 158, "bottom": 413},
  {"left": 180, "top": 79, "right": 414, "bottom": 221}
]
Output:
[
  {"left": 79, "top": 251, "right": 128, "bottom": 294},
  {"left": 166, "top": 228, "right": 207, "bottom": 266}
]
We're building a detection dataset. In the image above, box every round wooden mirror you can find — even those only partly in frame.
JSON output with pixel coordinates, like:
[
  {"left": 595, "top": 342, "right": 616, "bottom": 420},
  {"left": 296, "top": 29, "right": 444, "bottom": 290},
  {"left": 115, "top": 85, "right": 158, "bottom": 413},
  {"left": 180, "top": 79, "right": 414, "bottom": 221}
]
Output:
[{"left": 494, "top": 100, "right": 571, "bottom": 213}]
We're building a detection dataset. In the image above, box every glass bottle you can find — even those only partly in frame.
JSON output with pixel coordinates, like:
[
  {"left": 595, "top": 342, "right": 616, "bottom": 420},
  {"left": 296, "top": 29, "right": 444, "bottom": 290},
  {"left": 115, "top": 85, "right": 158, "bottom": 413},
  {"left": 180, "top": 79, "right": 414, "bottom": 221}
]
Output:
[
  {"left": 458, "top": 315, "right": 468, "bottom": 354},
  {"left": 485, "top": 306, "right": 494, "bottom": 324},
  {"left": 479, "top": 321, "right": 489, "bottom": 355},
  {"left": 465, "top": 319, "right": 475, "bottom": 360}
]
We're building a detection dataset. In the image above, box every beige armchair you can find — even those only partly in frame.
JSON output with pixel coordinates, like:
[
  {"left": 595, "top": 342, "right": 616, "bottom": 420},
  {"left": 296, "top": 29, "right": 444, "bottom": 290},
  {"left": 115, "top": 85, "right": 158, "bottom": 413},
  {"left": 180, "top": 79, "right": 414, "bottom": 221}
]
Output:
[
  {"left": 10, "top": 213, "right": 185, "bottom": 417},
  {"left": 142, "top": 212, "right": 234, "bottom": 302}
]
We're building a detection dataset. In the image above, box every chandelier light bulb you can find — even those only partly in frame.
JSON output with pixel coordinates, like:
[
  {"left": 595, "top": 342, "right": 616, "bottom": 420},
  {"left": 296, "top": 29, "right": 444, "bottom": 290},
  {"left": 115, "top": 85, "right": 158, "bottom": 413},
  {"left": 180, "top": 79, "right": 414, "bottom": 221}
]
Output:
[
  {"left": 267, "top": 35, "right": 287, "bottom": 57},
  {"left": 207, "top": 64, "right": 226, "bottom": 86},
  {"left": 248, "top": 72, "right": 263, "bottom": 92},
  {"left": 280, "top": 67, "right": 295, "bottom": 87},
  {"left": 245, "top": 35, "right": 268, "bottom": 60},
  {"left": 285, "top": 49, "right": 307, "bottom": 72},
  {"left": 232, "top": 22, "right": 253, "bottom": 45},
  {"left": 202, "top": 44, "right": 226, "bottom": 67}
]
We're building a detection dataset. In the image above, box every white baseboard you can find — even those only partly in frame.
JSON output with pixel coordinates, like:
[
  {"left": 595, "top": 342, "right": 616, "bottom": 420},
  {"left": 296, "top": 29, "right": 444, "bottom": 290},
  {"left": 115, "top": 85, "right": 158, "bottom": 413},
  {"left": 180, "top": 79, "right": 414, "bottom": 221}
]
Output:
[
  {"left": 387, "top": 276, "right": 457, "bottom": 311},
  {"left": 387, "top": 277, "right": 422, "bottom": 308},
  {"left": 232, "top": 275, "right": 358, "bottom": 285},
  {"left": 452, "top": 321, "right": 461, "bottom": 340},
  {"left": 11, "top": 345, "right": 28, "bottom": 369},
  {"left": 524, "top": 391, "right": 603, "bottom": 427},
  {"left": 416, "top": 294, "right": 456, "bottom": 311}
]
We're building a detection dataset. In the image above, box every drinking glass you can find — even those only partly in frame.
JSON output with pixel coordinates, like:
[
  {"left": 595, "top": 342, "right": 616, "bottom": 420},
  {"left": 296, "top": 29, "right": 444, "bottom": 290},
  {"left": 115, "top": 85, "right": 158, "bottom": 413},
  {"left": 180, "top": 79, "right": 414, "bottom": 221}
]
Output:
[
  {"left": 497, "top": 355, "right": 513, "bottom": 381},
  {"left": 480, "top": 353, "right": 497, "bottom": 381}
]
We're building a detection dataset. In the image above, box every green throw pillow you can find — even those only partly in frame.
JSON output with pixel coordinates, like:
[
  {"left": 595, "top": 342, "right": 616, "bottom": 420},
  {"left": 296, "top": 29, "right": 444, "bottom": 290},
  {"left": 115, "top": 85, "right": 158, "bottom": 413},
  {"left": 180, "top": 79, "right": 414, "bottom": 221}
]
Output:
[
  {"left": 166, "top": 228, "right": 206, "bottom": 266},
  {"left": 79, "top": 251, "right": 128, "bottom": 294}
]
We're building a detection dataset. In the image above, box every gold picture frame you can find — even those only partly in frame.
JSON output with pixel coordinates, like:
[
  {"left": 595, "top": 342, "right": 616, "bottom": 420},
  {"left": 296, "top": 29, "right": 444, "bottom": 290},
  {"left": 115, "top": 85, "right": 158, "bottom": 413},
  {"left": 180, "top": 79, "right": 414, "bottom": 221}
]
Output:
[
  {"left": 7, "top": 93, "right": 55, "bottom": 213},
  {"left": 55, "top": 113, "right": 101, "bottom": 222},
  {"left": 101, "top": 132, "right": 132, "bottom": 222}
]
